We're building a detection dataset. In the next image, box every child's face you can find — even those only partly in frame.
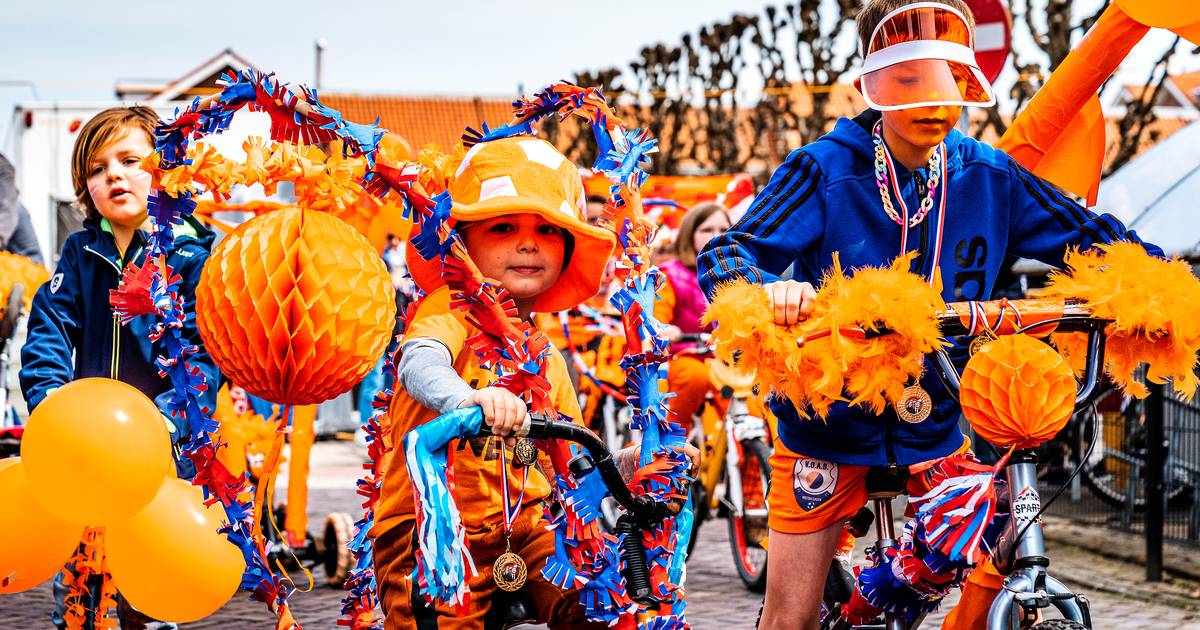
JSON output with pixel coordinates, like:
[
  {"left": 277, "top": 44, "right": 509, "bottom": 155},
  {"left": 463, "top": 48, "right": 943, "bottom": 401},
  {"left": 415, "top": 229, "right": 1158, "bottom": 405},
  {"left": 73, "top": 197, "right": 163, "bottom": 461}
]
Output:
[
  {"left": 461, "top": 213, "right": 566, "bottom": 303},
  {"left": 692, "top": 210, "right": 730, "bottom": 255},
  {"left": 86, "top": 127, "right": 153, "bottom": 228},
  {"left": 880, "top": 104, "right": 963, "bottom": 152}
]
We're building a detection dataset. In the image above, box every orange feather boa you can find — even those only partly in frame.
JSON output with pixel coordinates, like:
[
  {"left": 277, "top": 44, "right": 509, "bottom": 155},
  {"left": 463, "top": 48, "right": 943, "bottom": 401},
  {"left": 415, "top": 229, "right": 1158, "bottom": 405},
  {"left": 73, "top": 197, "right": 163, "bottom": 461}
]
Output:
[
  {"left": 1036, "top": 241, "right": 1200, "bottom": 400},
  {"left": 703, "top": 254, "right": 946, "bottom": 419}
]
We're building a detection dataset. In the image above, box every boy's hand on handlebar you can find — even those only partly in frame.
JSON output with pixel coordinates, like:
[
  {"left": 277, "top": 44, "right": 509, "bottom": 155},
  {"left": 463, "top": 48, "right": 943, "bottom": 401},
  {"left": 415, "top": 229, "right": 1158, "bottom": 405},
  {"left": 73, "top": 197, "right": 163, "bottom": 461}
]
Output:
[
  {"left": 668, "top": 443, "right": 701, "bottom": 515},
  {"left": 614, "top": 442, "right": 701, "bottom": 515},
  {"left": 662, "top": 324, "right": 684, "bottom": 343},
  {"left": 764, "top": 280, "right": 816, "bottom": 325},
  {"left": 460, "top": 387, "right": 527, "bottom": 446}
]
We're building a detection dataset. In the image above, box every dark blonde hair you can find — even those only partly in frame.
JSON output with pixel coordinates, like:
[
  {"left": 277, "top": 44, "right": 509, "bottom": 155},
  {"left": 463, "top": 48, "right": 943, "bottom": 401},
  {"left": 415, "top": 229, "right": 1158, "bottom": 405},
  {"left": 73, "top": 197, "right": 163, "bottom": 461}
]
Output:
[
  {"left": 856, "top": 0, "right": 975, "bottom": 54},
  {"left": 71, "top": 106, "right": 158, "bottom": 219},
  {"left": 674, "top": 202, "right": 729, "bottom": 268}
]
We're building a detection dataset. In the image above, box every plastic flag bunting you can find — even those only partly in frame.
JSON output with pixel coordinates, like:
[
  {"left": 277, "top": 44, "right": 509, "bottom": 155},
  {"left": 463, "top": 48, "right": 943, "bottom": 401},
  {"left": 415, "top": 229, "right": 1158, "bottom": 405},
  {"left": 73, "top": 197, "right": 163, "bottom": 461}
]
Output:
[
  {"left": 385, "top": 81, "right": 691, "bottom": 627},
  {"left": 114, "top": 70, "right": 392, "bottom": 629},
  {"left": 403, "top": 406, "right": 485, "bottom": 608}
]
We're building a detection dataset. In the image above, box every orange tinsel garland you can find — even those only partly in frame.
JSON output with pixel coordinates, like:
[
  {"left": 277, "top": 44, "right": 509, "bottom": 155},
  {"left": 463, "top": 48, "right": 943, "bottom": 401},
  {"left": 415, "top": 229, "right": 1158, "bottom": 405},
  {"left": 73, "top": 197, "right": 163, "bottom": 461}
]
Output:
[
  {"left": 703, "top": 253, "right": 945, "bottom": 418},
  {"left": 1035, "top": 241, "right": 1200, "bottom": 399},
  {"left": 62, "top": 527, "right": 117, "bottom": 629}
]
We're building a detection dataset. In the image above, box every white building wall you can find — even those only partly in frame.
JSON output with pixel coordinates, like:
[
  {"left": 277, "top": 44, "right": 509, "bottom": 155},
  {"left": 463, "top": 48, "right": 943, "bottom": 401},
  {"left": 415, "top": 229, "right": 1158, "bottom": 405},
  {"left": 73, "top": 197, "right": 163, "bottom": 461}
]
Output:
[{"left": 10, "top": 102, "right": 271, "bottom": 268}]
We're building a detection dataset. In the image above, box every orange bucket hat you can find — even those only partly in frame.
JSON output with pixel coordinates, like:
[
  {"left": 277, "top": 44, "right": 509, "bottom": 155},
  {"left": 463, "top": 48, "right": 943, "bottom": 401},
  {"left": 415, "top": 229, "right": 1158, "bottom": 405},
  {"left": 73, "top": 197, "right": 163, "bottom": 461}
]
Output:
[{"left": 406, "top": 136, "right": 617, "bottom": 313}]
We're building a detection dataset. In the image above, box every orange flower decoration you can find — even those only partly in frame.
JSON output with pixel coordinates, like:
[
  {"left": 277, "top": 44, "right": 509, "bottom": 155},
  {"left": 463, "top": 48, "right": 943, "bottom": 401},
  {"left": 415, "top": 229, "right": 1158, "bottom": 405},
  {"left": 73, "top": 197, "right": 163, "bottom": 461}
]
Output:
[
  {"left": 196, "top": 207, "right": 396, "bottom": 405},
  {"left": 959, "top": 334, "right": 1077, "bottom": 449},
  {"left": 0, "top": 252, "right": 49, "bottom": 318}
]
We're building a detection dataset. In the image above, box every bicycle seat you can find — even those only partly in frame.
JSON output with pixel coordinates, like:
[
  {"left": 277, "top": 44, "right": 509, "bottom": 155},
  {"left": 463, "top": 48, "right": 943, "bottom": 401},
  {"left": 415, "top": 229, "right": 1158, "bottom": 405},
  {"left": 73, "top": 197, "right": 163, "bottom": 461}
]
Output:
[
  {"left": 484, "top": 591, "right": 537, "bottom": 629},
  {"left": 864, "top": 465, "right": 909, "bottom": 500}
]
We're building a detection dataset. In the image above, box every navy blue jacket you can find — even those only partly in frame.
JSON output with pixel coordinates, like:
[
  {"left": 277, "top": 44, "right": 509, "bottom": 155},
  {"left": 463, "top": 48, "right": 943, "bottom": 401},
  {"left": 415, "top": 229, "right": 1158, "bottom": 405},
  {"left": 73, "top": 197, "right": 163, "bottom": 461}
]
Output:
[
  {"left": 20, "top": 216, "right": 220, "bottom": 439},
  {"left": 698, "top": 110, "right": 1162, "bottom": 467}
]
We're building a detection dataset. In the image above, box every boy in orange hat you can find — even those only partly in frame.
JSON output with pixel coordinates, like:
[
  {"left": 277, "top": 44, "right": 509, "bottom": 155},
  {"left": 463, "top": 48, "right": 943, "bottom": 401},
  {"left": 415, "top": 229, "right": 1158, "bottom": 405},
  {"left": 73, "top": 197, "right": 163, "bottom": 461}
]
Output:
[
  {"left": 372, "top": 136, "right": 666, "bottom": 629},
  {"left": 698, "top": 1, "right": 1161, "bottom": 628}
]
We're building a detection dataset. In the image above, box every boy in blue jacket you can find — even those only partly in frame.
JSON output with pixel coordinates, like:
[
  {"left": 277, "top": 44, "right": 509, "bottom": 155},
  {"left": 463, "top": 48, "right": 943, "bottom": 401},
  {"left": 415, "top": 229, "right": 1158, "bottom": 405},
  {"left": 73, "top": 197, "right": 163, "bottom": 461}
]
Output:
[
  {"left": 697, "top": 2, "right": 1161, "bottom": 628},
  {"left": 19, "top": 105, "right": 219, "bottom": 629}
]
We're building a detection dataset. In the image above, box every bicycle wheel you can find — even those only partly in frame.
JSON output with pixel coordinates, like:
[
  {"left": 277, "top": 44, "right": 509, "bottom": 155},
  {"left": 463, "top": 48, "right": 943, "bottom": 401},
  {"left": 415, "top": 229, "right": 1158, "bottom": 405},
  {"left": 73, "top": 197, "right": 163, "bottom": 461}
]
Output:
[
  {"left": 728, "top": 438, "right": 771, "bottom": 592},
  {"left": 1080, "top": 406, "right": 1194, "bottom": 510}
]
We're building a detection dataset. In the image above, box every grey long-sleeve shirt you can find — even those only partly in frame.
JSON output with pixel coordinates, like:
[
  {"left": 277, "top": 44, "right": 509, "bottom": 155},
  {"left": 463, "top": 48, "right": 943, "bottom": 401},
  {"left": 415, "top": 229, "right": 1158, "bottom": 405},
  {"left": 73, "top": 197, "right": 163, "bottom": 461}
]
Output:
[{"left": 396, "top": 338, "right": 475, "bottom": 413}]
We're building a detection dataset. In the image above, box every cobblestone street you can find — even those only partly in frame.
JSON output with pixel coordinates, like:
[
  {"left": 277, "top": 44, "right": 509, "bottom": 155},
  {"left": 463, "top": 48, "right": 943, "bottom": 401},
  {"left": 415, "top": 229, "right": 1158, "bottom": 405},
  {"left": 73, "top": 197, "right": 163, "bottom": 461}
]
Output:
[{"left": 2, "top": 440, "right": 1198, "bottom": 629}]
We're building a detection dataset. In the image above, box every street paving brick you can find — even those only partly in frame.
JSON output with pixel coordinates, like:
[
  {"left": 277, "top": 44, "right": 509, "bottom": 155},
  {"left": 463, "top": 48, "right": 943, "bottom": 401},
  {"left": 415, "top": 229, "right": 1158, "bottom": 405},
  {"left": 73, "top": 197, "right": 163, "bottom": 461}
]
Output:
[{"left": 2, "top": 441, "right": 1198, "bottom": 629}]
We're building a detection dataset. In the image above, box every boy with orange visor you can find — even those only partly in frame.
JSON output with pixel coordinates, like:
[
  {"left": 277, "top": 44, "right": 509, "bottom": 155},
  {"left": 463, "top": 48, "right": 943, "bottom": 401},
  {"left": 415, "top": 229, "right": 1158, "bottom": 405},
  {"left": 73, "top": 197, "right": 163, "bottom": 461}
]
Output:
[{"left": 698, "top": 1, "right": 1160, "bottom": 628}]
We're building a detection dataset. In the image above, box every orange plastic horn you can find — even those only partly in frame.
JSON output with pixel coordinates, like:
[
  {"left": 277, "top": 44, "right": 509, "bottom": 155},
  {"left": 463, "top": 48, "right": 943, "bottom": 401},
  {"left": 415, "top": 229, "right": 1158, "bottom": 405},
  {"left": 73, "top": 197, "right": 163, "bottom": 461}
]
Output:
[
  {"left": 997, "top": 4, "right": 1149, "bottom": 201},
  {"left": 959, "top": 334, "right": 1077, "bottom": 450},
  {"left": 196, "top": 207, "right": 396, "bottom": 405}
]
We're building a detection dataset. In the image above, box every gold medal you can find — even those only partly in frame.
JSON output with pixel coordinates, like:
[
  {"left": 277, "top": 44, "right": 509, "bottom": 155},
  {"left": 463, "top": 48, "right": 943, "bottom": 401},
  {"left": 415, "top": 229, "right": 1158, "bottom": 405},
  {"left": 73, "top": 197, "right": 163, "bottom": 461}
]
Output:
[
  {"left": 493, "top": 543, "right": 528, "bottom": 592},
  {"left": 513, "top": 438, "right": 539, "bottom": 467},
  {"left": 969, "top": 330, "right": 997, "bottom": 356},
  {"left": 895, "top": 385, "right": 932, "bottom": 424}
]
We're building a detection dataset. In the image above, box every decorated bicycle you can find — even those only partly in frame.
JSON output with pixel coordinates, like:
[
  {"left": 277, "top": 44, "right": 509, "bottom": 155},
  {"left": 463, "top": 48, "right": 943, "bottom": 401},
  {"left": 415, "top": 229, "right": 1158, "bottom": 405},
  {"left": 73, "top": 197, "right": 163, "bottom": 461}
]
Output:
[
  {"left": 1, "top": 71, "right": 689, "bottom": 629},
  {"left": 705, "top": 241, "right": 1200, "bottom": 629}
]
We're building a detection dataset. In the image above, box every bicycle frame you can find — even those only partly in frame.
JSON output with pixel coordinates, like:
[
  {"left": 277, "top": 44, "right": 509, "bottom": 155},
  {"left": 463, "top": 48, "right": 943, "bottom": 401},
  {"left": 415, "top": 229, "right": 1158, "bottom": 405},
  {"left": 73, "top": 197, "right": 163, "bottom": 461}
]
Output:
[
  {"left": 988, "top": 452, "right": 1092, "bottom": 630},
  {"left": 822, "top": 300, "right": 1111, "bottom": 630}
]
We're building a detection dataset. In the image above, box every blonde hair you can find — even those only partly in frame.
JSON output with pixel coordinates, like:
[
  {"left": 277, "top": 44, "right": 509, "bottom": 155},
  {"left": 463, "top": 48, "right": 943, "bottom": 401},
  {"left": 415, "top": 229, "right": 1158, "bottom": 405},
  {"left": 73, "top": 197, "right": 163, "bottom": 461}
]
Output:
[
  {"left": 71, "top": 106, "right": 158, "bottom": 220},
  {"left": 674, "top": 202, "right": 729, "bottom": 269},
  {"left": 856, "top": 0, "right": 975, "bottom": 54}
]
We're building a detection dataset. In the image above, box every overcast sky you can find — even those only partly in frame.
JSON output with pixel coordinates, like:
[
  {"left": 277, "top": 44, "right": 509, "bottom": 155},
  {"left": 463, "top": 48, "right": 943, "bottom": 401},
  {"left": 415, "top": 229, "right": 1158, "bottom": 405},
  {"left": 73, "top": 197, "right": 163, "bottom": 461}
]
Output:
[{"left": 2, "top": 0, "right": 1196, "bottom": 150}]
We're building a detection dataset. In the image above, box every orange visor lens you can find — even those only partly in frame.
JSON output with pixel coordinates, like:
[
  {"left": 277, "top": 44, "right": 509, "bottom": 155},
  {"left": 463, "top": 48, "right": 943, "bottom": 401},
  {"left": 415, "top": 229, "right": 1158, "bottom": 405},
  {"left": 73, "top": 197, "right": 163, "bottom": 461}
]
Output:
[
  {"left": 869, "top": 6, "right": 972, "bottom": 54},
  {"left": 862, "top": 59, "right": 990, "bottom": 108}
]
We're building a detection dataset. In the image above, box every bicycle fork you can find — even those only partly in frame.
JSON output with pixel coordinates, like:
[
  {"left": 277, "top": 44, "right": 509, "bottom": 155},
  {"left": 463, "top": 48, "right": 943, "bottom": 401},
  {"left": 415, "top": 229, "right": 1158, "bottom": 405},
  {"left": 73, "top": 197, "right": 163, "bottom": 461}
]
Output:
[
  {"left": 870, "top": 496, "right": 918, "bottom": 630},
  {"left": 988, "top": 452, "right": 1091, "bottom": 630}
]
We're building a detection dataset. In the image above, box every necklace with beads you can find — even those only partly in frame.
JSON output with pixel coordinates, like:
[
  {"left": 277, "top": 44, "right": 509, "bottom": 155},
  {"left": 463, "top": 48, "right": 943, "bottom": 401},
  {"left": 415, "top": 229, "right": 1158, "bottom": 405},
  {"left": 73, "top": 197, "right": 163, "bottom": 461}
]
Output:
[
  {"left": 873, "top": 120, "right": 944, "bottom": 227},
  {"left": 872, "top": 119, "right": 949, "bottom": 424}
]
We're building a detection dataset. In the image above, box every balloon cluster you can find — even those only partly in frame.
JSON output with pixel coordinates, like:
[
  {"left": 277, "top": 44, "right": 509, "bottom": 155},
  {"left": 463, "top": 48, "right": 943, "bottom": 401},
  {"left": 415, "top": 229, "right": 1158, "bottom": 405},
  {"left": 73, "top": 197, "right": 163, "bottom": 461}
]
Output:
[{"left": 1, "top": 379, "right": 243, "bottom": 623}]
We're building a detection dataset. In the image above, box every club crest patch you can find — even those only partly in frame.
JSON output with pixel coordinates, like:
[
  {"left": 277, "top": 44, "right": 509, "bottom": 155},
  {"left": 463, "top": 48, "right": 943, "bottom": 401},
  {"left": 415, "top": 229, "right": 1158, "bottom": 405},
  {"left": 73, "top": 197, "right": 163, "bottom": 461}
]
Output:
[{"left": 793, "top": 457, "right": 838, "bottom": 511}]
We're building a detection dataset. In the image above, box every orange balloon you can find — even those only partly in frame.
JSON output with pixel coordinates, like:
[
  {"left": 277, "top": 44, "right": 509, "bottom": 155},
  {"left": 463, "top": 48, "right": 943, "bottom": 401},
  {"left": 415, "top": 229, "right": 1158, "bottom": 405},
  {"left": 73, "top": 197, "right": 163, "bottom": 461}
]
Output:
[
  {"left": 107, "top": 479, "right": 244, "bottom": 622},
  {"left": 959, "top": 335, "right": 1077, "bottom": 449},
  {"left": 0, "top": 458, "right": 85, "bottom": 593},
  {"left": 21, "top": 379, "right": 172, "bottom": 524},
  {"left": 196, "top": 207, "right": 396, "bottom": 405}
]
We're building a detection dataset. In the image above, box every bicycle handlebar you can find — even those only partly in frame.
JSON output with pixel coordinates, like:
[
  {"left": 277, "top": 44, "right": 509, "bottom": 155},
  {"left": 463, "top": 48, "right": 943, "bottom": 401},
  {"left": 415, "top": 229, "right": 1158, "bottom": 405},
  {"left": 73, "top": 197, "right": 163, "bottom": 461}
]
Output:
[
  {"left": 474, "top": 412, "right": 674, "bottom": 527},
  {"left": 928, "top": 299, "right": 1108, "bottom": 412}
]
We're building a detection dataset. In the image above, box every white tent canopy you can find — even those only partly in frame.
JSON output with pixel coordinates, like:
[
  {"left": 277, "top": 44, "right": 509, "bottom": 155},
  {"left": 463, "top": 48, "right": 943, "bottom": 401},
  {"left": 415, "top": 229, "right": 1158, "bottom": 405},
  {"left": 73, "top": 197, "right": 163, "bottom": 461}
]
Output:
[
  {"left": 1013, "top": 120, "right": 1200, "bottom": 273},
  {"left": 1096, "top": 120, "right": 1200, "bottom": 259}
]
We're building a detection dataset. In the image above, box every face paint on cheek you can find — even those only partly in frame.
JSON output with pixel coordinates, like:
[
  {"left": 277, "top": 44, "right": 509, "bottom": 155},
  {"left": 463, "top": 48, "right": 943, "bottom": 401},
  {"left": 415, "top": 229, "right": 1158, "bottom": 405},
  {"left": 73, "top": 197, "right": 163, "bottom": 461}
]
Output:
[{"left": 128, "top": 169, "right": 151, "bottom": 183}]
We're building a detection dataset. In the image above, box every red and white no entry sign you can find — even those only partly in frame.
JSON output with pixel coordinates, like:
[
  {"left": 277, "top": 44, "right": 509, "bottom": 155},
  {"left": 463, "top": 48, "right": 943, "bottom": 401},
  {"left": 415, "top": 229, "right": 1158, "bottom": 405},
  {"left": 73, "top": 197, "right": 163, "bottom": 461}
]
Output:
[{"left": 965, "top": 0, "right": 1013, "bottom": 83}]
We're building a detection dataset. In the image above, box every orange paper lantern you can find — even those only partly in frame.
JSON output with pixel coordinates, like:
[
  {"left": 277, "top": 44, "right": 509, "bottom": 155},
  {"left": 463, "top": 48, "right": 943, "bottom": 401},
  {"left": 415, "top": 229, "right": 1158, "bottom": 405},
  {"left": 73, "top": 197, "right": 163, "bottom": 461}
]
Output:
[
  {"left": 196, "top": 207, "right": 396, "bottom": 405},
  {"left": 959, "top": 335, "right": 1077, "bottom": 449}
]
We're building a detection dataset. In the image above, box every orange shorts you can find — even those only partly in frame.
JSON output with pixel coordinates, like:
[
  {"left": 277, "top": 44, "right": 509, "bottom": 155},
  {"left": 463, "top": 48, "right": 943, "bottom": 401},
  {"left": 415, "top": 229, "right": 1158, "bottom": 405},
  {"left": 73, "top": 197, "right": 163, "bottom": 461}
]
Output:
[{"left": 767, "top": 435, "right": 970, "bottom": 535}]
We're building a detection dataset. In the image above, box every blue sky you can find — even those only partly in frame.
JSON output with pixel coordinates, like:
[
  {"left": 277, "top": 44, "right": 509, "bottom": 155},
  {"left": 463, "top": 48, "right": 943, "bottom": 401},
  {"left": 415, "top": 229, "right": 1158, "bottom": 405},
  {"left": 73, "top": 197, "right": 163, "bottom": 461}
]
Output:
[{"left": 2, "top": 0, "right": 1196, "bottom": 148}]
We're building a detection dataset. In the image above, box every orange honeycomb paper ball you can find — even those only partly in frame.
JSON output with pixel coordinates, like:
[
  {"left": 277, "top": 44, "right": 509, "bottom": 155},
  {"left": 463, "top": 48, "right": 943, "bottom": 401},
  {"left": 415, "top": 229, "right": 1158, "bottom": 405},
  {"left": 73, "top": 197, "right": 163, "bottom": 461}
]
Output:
[
  {"left": 959, "top": 334, "right": 1077, "bottom": 449},
  {"left": 196, "top": 207, "right": 396, "bottom": 405}
]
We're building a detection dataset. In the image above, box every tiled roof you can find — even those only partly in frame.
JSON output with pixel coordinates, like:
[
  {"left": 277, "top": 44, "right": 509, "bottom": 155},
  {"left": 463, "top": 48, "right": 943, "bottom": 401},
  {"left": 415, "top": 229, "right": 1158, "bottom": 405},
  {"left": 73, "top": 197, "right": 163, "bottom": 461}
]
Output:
[
  {"left": 1168, "top": 71, "right": 1200, "bottom": 107},
  {"left": 320, "top": 86, "right": 1187, "bottom": 173},
  {"left": 320, "top": 93, "right": 515, "bottom": 152}
]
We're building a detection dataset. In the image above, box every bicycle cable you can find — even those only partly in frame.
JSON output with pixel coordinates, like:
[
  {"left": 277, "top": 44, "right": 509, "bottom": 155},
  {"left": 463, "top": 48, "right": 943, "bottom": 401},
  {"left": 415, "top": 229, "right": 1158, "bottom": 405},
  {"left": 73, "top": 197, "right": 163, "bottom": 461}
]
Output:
[{"left": 1003, "top": 399, "right": 1102, "bottom": 569}]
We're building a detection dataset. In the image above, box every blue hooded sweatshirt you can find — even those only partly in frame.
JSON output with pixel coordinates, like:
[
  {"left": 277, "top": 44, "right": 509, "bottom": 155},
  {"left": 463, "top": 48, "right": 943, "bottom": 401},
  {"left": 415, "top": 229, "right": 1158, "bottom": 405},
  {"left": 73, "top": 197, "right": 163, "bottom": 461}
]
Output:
[
  {"left": 697, "top": 110, "right": 1162, "bottom": 467},
  {"left": 20, "top": 215, "right": 220, "bottom": 443}
]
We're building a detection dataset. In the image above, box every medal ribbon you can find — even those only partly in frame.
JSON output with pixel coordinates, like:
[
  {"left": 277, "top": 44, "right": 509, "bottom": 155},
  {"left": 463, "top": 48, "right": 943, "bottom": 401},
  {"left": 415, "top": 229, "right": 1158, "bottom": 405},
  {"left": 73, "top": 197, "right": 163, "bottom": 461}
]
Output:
[
  {"left": 877, "top": 122, "right": 950, "bottom": 420},
  {"left": 497, "top": 439, "right": 529, "bottom": 536}
]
